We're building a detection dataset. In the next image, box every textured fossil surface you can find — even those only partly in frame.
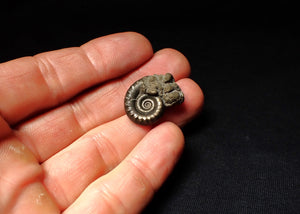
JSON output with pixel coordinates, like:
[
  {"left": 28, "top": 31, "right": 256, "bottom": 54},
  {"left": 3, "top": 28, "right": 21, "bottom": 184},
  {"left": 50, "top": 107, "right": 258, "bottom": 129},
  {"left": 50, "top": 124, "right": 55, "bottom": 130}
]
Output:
[{"left": 124, "top": 73, "right": 184, "bottom": 125}]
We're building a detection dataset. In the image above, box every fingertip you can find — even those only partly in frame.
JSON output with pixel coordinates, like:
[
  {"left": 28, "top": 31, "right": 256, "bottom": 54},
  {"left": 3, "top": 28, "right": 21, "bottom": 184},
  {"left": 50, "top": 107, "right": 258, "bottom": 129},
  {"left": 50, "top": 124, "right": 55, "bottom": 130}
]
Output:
[
  {"left": 154, "top": 48, "right": 191, "bottom": 79},
  {"left": 156, "top": 121, "right": 185, "bottom": 165},
  {"left": 81, "top": 31, "right": 154, "bottom": 80},
  {"left": 155, "top": 121, "right": 185, "bottom": 153},
  {"left": 129, "top": 121, "right": 185, "bottom": 189},
  {"left": 122, "top": 31, "right": 153, "bottom": 53},
  {"left": 163, "top": 78, "right": 204, "bottom": 126},
  {"left": 83, "top": 31, "right": 153, "bottom": 53},
  {"left": 113, "top": 32, "right": 154, "bottom": 60},
  {"left": 183, "top": 78, "right": 205, "bottom": 113},
  {"left": 180, "top": 78, "right": 205, "bottom": 124}
]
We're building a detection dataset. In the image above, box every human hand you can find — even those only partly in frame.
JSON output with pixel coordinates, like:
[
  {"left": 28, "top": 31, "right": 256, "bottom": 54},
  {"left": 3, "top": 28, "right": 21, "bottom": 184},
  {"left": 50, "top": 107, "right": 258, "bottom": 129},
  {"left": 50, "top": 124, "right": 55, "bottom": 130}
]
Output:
[{"left": 0, "top": 32, "right": 204, "bottom": 213}]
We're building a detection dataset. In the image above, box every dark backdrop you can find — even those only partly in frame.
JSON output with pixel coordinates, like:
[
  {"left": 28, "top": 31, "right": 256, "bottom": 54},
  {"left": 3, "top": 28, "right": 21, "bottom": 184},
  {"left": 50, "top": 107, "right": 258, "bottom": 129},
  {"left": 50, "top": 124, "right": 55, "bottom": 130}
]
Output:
[{"left": 1, "top": 1, "right": 299, "bottom": 213}]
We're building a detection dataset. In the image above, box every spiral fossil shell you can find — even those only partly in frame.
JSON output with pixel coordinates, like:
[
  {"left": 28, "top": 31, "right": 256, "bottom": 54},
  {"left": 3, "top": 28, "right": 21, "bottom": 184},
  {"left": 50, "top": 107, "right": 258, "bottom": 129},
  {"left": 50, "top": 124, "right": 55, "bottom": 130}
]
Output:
[{"left": 124, "top": 73, "right": 184, "bottom": 125}]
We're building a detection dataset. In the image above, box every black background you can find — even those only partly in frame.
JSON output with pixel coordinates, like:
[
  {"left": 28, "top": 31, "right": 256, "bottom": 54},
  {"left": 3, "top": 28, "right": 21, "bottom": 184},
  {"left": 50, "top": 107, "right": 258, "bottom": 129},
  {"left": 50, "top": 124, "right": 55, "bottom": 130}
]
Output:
[{"left": 1, "top": 1, "right": 299, "bottom": 213}]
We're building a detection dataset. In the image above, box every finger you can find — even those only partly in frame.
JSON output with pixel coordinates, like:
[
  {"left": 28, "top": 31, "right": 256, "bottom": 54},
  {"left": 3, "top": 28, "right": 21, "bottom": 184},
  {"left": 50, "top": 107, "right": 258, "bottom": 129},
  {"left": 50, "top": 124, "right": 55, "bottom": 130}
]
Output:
[
  {"left": 42, "top": 116, "right": 149, "bottom": 210},
  {"left": 63, "top": 122, "right": 184, "bottom": 214},
  {"left": 16, "top": 48, "right": 192, "bottom": 161},
  {"left": 41, "top": 78, "right": 203, "bottom": 210},
  {"left": 162, "top": 78, "right": 204, "bottom": 126},
  {"left": 0, "top": 135, "right": 59, "bottom": 213},
  {"left": 0, "top": 32, "right": 153, "bottom": 124},
  {"left": 0, "top": 116, "right": 11, "bottom": 139}
]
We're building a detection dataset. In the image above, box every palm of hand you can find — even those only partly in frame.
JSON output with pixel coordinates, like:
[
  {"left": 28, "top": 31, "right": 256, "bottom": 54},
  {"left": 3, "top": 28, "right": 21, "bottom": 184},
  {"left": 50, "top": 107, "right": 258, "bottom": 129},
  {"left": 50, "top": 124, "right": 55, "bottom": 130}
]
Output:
[{"left": 0, "top": 32, "right": 203, "bottom": 213}]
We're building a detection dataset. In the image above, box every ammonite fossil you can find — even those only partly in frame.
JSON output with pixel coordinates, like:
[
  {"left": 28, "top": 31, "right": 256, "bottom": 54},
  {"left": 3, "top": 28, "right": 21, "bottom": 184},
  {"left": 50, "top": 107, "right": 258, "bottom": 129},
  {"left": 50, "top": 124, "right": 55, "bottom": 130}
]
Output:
[{"left": 124, "top": 73, "right": 184, "bottom": 125}]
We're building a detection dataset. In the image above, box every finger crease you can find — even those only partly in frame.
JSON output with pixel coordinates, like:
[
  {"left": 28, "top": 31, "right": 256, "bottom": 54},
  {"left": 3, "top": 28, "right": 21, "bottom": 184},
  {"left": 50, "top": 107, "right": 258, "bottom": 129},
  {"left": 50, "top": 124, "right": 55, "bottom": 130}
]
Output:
[
  {"left": 68, "top": 102, "right": 86, "bottom": 134},
  {"left": 79, "top": 45, "right": 107, "bottom": 80},
  {"left": 99, "top": 183, "right": 127, "bottom": 213},
  {"left": 92, "top": 131, "right": 121, "bottom": 173},
  {"left": 33, "top": 55, "right": 65, "bottom": 104},
  {"left": 126, "top": 156, "right": 156, "bottom": 193}
]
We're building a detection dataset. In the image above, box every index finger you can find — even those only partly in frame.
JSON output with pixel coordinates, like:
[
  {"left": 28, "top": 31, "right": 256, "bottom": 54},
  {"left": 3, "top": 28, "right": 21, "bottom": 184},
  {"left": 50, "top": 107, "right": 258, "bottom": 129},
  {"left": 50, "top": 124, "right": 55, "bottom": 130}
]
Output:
[{"left": 0, "top": 32, "right": 153, "bottom": 124}]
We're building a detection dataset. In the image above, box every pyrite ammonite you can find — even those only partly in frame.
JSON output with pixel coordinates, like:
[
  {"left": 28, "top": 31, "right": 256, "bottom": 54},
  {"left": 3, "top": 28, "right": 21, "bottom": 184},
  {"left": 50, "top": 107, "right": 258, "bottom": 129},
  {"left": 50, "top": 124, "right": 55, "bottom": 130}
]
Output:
[{"left": 124, "top": 73, "right": 184, "bottom": 125}]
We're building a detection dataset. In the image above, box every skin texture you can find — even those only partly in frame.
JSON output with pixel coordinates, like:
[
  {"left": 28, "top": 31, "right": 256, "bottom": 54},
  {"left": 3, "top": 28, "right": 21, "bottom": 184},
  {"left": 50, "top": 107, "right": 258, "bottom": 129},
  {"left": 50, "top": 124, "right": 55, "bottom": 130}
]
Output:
[{"left": 0, "top": 32, "right": 204, "bottom": 214}]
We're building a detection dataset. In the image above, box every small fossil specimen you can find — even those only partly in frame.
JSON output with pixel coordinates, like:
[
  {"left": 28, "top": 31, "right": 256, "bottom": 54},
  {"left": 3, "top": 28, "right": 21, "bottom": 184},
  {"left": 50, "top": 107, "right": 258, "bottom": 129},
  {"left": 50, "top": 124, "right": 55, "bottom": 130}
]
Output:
[{"left": 124, "top": 73, "right": 184, "bottom": 125}]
